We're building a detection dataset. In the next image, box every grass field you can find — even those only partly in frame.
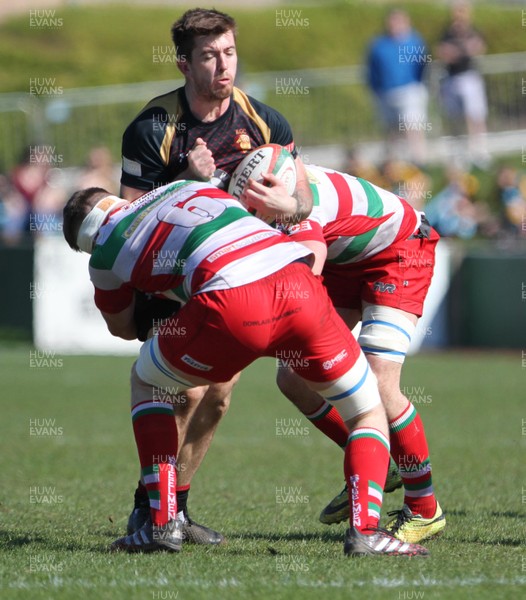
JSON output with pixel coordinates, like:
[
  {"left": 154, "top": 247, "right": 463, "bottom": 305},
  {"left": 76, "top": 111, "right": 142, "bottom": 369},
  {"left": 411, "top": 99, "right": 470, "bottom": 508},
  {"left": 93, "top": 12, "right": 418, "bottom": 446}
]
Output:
[{"left": 1, "top": 345, "right": 524, "bottom": 599}]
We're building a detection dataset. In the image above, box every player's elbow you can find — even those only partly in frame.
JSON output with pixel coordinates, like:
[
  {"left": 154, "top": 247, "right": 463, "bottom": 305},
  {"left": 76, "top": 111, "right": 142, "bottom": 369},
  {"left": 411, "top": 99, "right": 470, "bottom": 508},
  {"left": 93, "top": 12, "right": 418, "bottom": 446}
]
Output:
[
  {"left": 300, "top": 240, "right": 327, "bottom": 276},
  {"left": 102, "top": 311, "right": 137, "bottom": 340},
  {"left": 107, "top": 322, "right": 137, "bottom": 340}
]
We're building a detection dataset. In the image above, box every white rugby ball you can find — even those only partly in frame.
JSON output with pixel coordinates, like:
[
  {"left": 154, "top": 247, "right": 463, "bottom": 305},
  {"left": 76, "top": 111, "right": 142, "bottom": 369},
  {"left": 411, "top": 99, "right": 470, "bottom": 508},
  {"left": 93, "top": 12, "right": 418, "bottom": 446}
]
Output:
[{"left": 228, "top": 144, "right": 297, "bottom": 202}]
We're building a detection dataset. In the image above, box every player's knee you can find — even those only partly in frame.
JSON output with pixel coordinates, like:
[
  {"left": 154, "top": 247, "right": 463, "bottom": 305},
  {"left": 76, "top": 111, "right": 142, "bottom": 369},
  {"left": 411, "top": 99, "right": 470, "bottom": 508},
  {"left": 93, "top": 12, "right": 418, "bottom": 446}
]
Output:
[
  {"left": 276, "top": 367, "right": 316, "bottom": 412},
  {"left": 344, "top": 401, "right": 387, "bottom": 432},
  {"left": 358, "top": 305, "right": 416, "bottom": 365},
  {"left": 202, "top": 383, "right": 233, "bottom": 418},
  {"left": 209, "top": 395, "right": 231, "bottom": 419},
  {"left": 130, "top": 361, "right": 153, "bottom": 408}
]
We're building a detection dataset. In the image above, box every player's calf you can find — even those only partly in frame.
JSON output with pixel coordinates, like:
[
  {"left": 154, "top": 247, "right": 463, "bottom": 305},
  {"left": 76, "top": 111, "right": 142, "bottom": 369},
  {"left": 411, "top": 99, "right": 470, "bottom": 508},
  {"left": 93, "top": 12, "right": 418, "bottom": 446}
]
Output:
[{"left": 310, "top": 352, "right": 391, "bottom": 537}]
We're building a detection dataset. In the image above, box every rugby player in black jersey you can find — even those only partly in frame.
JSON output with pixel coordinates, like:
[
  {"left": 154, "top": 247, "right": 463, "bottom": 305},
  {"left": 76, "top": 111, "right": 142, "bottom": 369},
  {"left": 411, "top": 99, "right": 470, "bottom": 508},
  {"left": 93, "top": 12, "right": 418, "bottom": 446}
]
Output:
[{"left": 119, "top": 8, "right": 313, "bottom": 546}]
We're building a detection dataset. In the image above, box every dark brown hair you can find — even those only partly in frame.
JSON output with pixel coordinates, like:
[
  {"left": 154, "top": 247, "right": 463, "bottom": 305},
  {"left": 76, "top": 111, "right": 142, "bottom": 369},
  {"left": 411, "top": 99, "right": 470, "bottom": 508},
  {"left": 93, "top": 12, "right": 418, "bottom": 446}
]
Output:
[{"left": 171, "top": 8, "right": 237, "bottom": 62}]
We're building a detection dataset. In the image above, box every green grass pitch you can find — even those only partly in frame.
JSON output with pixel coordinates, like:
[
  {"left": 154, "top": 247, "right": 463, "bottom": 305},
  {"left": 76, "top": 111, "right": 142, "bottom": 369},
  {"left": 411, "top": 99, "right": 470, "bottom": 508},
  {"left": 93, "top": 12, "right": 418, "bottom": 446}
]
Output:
[{"left": 1, "top": 346, "right": 524, "bottom": 599}]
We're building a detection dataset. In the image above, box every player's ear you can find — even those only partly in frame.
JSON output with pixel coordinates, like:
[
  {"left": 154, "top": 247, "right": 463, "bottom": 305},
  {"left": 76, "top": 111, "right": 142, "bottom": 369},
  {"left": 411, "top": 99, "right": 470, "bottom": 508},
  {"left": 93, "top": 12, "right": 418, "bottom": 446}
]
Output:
[{"left": 177, "top": 56, "right": 190, "bottom": 77}]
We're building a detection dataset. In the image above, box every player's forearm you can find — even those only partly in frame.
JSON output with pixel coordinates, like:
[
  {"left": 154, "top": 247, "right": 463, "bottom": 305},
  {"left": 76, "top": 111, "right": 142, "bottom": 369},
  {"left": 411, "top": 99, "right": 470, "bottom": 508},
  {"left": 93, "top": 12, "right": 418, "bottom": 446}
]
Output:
[
  {"left": 291, "top": 178, "right": 313, "bottom": 223},
  {"left": 298, "top": 240, "right": 327, "bottom": 275},
  {"left": 103, "top": 318, "right": 137, "bottom": 340},
  {"left": 290, "top": 156, "right": 313, "bottom": 223},
  {"left": 101, "top": 303, "right": 137, "bottom": 340}
]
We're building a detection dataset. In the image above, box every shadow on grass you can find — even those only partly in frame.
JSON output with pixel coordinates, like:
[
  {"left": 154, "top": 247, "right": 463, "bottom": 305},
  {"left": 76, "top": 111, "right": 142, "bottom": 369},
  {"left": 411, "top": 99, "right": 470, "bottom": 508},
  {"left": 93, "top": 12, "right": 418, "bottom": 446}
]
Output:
[
  {"left": 441, "top": 509, "right": 467, "bottom": 517},
  {"left": 226, "top": 530, "right": 343, "bottom": 544},
  {"left": 0, "top": 528, "right": 360, "bottom": 555},
  {"left": 0, "top": 530, "right": 111, "bottom": 553},
  {"left": 0, "top": 531, "right": 46, "bottom": 548},
  {"left": 442, "top": 508, "right": 526, "bottom": 521},
  {"left": 490, "top": 510, "right": 526, "bottom": 519},
  {"left": 453, "top": 535, "right": 524, "bottom": 547},
  {"left": 418, "top": 509, "right": 525, "bottom": 547}
]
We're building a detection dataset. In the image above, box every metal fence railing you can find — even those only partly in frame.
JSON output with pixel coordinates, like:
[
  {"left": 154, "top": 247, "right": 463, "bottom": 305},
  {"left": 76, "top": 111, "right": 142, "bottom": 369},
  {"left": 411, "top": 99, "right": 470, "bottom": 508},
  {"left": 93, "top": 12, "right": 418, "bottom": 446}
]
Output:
[{"left": 0, "top": 52, "right": 525, "bottom": 169}]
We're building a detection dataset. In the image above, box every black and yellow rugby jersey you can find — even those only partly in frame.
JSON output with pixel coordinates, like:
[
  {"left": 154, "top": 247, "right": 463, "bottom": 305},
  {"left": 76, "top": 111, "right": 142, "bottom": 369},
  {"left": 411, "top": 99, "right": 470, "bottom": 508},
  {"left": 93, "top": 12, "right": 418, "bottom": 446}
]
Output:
[{"left": 121, "top": 86, "right": 297, "bottom": 191}]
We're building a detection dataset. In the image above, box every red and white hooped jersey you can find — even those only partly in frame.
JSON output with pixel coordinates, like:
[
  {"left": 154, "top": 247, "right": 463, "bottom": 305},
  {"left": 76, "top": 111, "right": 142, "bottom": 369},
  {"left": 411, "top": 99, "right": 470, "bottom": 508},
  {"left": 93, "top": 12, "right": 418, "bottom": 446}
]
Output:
[
  {"left": 89, "top": 181, "right": 310, "bottom": 313},
  {"left": 288, "top": 165, "right": 421, "bottom": 264}
]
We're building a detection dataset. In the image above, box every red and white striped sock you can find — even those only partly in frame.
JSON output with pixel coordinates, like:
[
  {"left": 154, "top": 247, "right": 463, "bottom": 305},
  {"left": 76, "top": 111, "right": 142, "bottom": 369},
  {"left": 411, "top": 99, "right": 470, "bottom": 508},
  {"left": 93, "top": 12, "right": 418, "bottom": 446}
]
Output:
[
  {"left": 132, "top": 401, "right": 178, "bottom": 526},
  {"left": 304, "top": 400, "right": 349, "bottom": 448},
  {"left": 344, "top": 427, "right": 390, "bottom": 533},
  {"left": 389, "top": 402, "right": 436, "bottom": 518}
]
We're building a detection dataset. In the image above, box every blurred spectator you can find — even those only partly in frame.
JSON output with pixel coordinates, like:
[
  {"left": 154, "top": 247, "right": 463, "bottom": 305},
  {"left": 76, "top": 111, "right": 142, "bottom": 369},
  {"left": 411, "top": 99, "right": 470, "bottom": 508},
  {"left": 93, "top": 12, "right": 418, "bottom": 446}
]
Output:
[
  {"left": 436, "top": 0, "right": 490, "bottom": 168},
  {"left": 10, "top": 145, "right": 67, "bottom": 237},
  {"left": 378, "top": 159, "right": 431, "bottom": 211},
  {"left": 424, "top": 166, "right": 491, "bottom": 238},
  {"left": 496, "top": 165, "right": 526, "bottom": 236},
  {"left": 31, "top": 168, "right": 68, "bottom": 236},
  {"left": 366, "top": 8, "right": 429, "bottom": 166},
  {"left": 77, "top": 146, "right": 119, "bottom": 193},
  {"left": 0, "top": 171, "right": 27, "bottom": 244},
  {"left": 341, "top": 147, "right": 381, "bottom": 183},
  {"left": 10, "top": 145, "right": 50, "bottom": 231}
]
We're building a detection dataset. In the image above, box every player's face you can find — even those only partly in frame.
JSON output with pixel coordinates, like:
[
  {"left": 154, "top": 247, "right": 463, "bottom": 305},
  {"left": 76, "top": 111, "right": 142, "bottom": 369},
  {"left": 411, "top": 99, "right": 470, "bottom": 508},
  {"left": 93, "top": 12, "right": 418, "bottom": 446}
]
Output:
[{"left": 185, "top": 31, "right": 237, "bottom": 101}]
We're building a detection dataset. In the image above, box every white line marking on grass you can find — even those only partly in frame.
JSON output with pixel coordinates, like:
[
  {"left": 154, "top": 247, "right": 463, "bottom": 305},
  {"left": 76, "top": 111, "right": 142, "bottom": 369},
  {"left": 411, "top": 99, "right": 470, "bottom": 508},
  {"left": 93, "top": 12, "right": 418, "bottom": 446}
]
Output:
[
  {"left": 295, "top": 576, "right": 526, "bottom": 589},
  {"left": 5, "top": 575, "right": 526, "bottom": 590}
]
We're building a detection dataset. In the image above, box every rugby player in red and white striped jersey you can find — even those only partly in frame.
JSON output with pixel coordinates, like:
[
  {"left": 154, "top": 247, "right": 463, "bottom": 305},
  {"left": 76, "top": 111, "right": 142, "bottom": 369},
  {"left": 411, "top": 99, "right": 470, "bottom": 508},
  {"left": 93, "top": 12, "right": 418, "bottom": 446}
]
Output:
[
  {"left": 276, "top": 165, "right": 446, "bottom": 544},
  {"left": 62, "top": 180, "right": 429, "bottom": 557}
]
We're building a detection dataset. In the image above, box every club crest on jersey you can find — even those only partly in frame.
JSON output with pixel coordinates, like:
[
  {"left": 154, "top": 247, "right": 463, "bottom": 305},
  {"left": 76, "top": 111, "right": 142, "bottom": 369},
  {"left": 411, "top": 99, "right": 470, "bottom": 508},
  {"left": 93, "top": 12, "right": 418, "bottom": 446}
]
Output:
[{"left": 234, "top": 130, "right": 251, "bottom": 152}]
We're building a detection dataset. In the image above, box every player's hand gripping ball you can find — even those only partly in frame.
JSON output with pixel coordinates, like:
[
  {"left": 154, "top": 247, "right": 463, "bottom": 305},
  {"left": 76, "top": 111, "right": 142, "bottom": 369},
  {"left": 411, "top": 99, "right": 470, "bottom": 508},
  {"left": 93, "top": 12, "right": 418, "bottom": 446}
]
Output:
[{"left": 228, "top": 144, "right": 297, "bottom": 208}]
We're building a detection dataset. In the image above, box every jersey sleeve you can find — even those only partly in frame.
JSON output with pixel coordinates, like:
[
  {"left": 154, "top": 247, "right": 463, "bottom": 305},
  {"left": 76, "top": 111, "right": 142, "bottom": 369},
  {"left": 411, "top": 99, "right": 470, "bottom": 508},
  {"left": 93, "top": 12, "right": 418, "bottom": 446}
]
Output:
[
  {"left": 267, "top": 110, "right": 297, "bottom": 158},
  {"left": 89, "top": 260, "right": 134, "bottom": 314},
  {"left": 120, "top": 108, "right": 172, "bottom": 191},
  {"left": 286, "top": 218, "right": 325, "bottom": 244},
  {"left": 93, "top": 284, "right": 134, "bottom": 314}
]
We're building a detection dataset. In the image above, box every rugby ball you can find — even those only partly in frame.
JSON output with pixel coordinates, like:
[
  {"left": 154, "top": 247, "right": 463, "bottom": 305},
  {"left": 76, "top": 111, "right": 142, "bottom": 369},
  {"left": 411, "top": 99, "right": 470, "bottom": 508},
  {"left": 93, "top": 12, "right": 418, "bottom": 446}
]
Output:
[{"left": 228, "top": 144, "right": 297, "bottom": 202}]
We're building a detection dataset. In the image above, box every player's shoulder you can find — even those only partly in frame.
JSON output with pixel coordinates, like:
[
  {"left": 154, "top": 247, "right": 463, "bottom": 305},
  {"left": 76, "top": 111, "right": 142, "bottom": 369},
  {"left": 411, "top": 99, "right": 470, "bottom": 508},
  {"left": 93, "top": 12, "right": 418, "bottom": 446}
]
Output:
[
  {"left": 124, "top": 87, "right": 184, "bottom": 136},
  {"left": 233, "top": 87, "right": 289, "bottom": 127},
  {"left": 305, "top": 163, "right": 325, "bottom": 183},
  {"left": 122, "top": 88, "right": 185, "bottom": 166},
  {"left": 307, "top": 164, "right": 348, "bottom": 181},
  {"left": 232, "top": 87, "right": 295, "bottom": 149},
  {"left": 143, "top": 86, "right": 185, "bottom": 114}
]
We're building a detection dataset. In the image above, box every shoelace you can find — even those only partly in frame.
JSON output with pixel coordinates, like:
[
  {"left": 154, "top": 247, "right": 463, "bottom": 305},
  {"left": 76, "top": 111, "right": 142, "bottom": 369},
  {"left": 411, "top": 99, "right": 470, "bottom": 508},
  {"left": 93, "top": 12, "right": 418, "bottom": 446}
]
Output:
[
  {"left": 386, "top": 508, "right": 411, "bottom": 532},
  {"left": 362, "top": 524, "right": 396, "bottom": 537}
]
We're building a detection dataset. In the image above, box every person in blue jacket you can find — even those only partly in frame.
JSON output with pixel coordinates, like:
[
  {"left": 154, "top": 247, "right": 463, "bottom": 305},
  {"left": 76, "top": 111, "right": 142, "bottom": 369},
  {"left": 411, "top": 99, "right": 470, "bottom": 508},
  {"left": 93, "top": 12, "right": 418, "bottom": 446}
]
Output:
[{"left": 366, "top": 8, "right": 430, "bottom": 166}]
